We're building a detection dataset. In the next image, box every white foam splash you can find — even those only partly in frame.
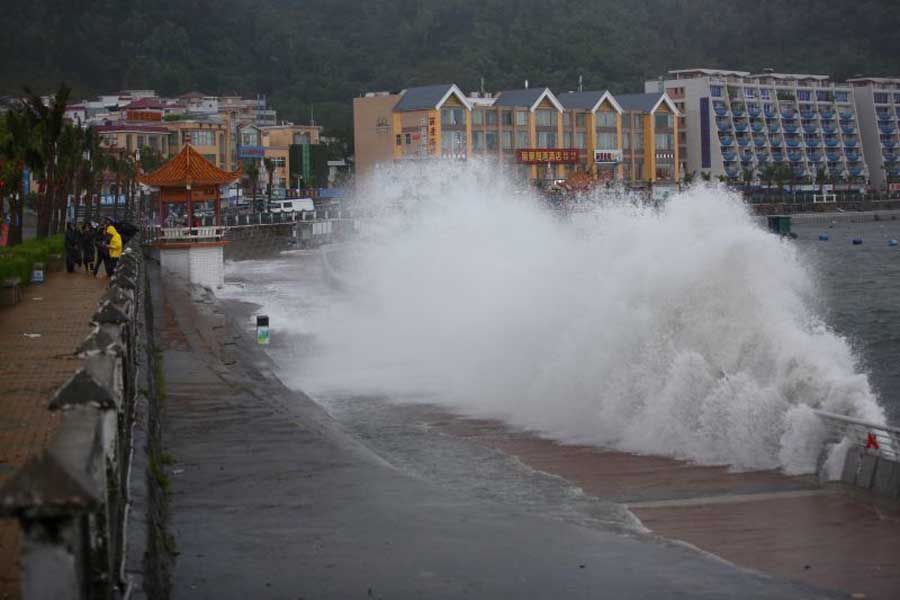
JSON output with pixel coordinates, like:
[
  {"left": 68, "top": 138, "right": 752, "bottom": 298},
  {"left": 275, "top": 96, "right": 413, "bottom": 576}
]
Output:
[{"left": 234, "top": 160, "right": 888, "bottom": 474}]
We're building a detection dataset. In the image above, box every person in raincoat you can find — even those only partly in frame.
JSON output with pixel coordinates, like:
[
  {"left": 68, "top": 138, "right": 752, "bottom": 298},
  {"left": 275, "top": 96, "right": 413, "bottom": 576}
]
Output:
[
  {"left": 64, "top": 222, "right": 82, "bottom": 273},
  {"left": 104, "top": 217, "right": 123, "bottom": 275},
  {"left": 80, "top": 222, "right": 96, "bottom": 272}
]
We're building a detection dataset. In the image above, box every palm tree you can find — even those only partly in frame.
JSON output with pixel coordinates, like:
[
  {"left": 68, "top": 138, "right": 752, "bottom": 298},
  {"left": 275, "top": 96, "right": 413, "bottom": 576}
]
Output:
[
  {"left": 81, "top": 126, "right": 102, "bottom": 222},
  {"left": 263, "top": 157, "right": 275, "bottom": 212},
  {"left": 0, "top": 109, "right": 38, "bottom": 246},
  {"left": 22, "top": 84, "right": 70, "bottom": 238},
  {"left": 243, "top": 159, "right": 260, "bottom": 213}
]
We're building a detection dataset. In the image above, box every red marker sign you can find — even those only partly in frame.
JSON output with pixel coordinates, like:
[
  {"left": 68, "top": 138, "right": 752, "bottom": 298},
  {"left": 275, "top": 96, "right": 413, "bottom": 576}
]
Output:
[{"left": 866, "top": 432, "right": 880, "bottom": 450}]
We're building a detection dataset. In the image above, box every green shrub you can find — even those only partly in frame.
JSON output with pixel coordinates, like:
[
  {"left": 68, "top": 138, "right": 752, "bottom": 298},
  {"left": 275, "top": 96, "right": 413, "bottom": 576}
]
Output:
[{"left": 0, "top": 234, "right": 65, "bottom": 284}]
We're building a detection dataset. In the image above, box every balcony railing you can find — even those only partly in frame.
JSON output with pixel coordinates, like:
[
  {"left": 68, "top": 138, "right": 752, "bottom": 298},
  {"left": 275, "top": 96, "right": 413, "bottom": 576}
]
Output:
[
  {"left": 806, "top": 138, "right": 821, "bottom": 147},
  {"left": 722, "top": 150, "right": 737, "bottom": 162},
  {"left": 826, "top": 152, "right": 843, "bottom": 162},
  {"left": 803, "top": 124, "right": 819, "bottom": 134},
  {"left": 720, "top": 135, "right": 734, "bottom": 146},
  {"left": 824, "top": 137, "right": 840, "bottom": 147},
  {"left": 840, "top": 111, "right": 854, "bottom": 120},
  {"left": 849, "top": 167, "right": 865, "bottom": 177},
  {"left": 772, "top": 152, "right": 785, "bottom": 162},
  {"left": 845, "top": 139, "right": 859, "bottom": 147}
]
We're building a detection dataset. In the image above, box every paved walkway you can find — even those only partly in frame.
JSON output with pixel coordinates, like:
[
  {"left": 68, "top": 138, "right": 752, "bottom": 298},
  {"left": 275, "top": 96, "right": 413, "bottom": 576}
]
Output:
[
  {"left": 155, "top": 270, "right": 835, "bottom": 599},
  {"left": 0, "top": 270, "right": 108, "bottom": 599},
  {"left": 433, "top": 416, "right": 900, "bottom": 600}
]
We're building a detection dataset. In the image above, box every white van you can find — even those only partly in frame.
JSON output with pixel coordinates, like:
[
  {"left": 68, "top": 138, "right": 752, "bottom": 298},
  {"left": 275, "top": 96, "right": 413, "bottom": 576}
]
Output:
[{"left": 279, "top": 198, "right": 315, "bottom": 213}]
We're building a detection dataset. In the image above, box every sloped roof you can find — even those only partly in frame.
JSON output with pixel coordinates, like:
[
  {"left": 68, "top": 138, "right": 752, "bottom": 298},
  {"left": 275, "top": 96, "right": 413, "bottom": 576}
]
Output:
[
  {"left": 557, "top": 90, "right": 622, "bottom": 113},
  {"left": 138, "top": 144, "right": 241, "bottom": 187},
  {"left": 394, "top": 84, "right": 470, "bottom": 112},
  {"left": 124, "top": 98, "right": 166, "bottom": 110},
  {"left": 494, "top": 88, "right": 563, "bottom": 112},
  {"left": 616, "top": 93, "right": 679, "bottom": 115}
]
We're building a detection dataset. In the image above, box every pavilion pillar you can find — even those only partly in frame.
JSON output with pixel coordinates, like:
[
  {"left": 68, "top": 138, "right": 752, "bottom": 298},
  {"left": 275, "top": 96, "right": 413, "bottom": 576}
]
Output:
[
  {"left": 214, "top": 186, "right": 221, "bottom": 226},
  {"left": 187, "top": 184, "right": 193, "bottom": 229}
]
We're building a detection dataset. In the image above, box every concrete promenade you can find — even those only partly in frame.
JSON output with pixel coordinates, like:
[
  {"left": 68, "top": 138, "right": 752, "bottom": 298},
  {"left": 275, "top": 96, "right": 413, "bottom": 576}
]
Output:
[
  {"left": 0, "top": 270, "right": 108, "bottom": 599},
  {"left": 434, "top": 417, "right": 900, "bottom": 599},
  {"left": 153, "top": 268, "right": 838, "bottom": 599}
]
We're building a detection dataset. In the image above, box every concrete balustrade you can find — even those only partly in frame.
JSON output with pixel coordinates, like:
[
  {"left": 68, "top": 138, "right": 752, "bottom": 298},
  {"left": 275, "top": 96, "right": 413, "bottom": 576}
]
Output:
[{"left": 0, "top": 238, "right": 147, "bottom": 600}]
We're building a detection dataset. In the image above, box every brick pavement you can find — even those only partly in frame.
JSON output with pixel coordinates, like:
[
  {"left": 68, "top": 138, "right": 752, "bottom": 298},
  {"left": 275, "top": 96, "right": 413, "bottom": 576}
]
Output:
[{"left": 0, "top": 270, "right": 108, "bottom": 600}]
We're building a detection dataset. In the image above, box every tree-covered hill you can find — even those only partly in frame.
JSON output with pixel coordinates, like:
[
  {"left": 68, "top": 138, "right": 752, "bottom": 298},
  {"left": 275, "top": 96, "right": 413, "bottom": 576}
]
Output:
[{"left": 2, "top": 0, "right": 898, "bottom": 139}]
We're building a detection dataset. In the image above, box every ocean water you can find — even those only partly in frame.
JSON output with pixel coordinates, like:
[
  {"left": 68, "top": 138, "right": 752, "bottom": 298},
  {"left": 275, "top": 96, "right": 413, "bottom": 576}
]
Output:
[{"left": 219, "top": 161, "right": 896, "bottom": 478}]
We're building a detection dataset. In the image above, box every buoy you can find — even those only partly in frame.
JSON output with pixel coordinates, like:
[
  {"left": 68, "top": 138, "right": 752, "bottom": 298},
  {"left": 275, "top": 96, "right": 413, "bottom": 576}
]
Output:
[
  {"left": 889, "top": 240, "right": 898, "bottom": 247},
  {"left": 852, "top": 238, "right": 863, "bottom": 245},
  {"left": 818, "top": 233, "right": 829, "bottom": 241}
]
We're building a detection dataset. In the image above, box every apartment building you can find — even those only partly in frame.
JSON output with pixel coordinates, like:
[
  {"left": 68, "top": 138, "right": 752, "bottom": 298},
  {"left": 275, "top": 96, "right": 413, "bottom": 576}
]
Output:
[
  {"left": 647, "top": 69, "right": 867, "bottom": 187},
  {"left": 616, "top": 93, "right": 680, "bottom": 186},
  {"left": 848, "top": 77, "right": 900, "bottom": 191},
  {"left": 354, "top": 83, "right": 675, "bottom": 187}
]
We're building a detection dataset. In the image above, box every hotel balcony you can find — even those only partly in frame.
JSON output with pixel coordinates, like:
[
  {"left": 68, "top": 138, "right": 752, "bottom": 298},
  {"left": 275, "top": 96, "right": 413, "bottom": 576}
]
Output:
[
  {"left": 734, "top": 122, "right": 749, "bottom": 132},
  {"left": 781, "top": 108, "right": 796, "bottom": 118},
  {"left": 783, "top": 123, "right": 799, "bottom": 134},
  {"left": 846, "top": 151, "right": 861, "bottom": 162},
  {"left": 877, "top": 112, "right": 895, "bottom": 123},
  {"left": 720, "top": 135, "right": 734, "bottom": 146},
  {"left": 807, "top": 151, "right": 824, "bottom": 163},
  {"left": 844, "top": 138, "right": 859, "bottom": 148},
  {"left": 714, "top": 104, "right": 729, "bottom": 117},
  {"left": 722, "top": 150, "right": 737, "bottom": 162},
  {"left": 732, "top": 106, "right": 746, "bottom": 117},
  {"left": 772, "top": 152, "right": 785, "bottom": 162},
  {"left": 725, "top": 167, "right": 740, "bottom": 178},
  {"left": 820, "top": 110, "right": 834, "bottom": 120},
  {"left": 884, "top": 153, "right": 898, "bottom": 165},
  {"left": 824, "top": 137, "right": 840, "bottom": 148},
  {"left": 769, "top": 136, "right": 783, "bottom": 148},
  {"left": 801, "top": 110, "right": 816, "bottom": 120},
  {"left": 826, "top": 151, "right": 843, "bottom": 162},
  {"left": 822, "top": 124, "right": 836, "bottom": 134},
  {"left": 878, "top": 123, "right": 896, "bottom": 135},
  {"left": 805, "top": 138, "right": 821, "bottom": 148},
  {"left": 849, "top": 166, "right": 865, "bottom": 178},
  {"left": 751, "top": 121, "right": 764, "bottom": 133},
  {"left": 717, "top": 120, "right": 733, "bottom": 132},
  {"left": 842, "top": 125, "right": 857, "bottom": 135},
  {"left": 788, "top": 150, "right": 804, "bottom": 162},
  {"left": 767, "top": 123, "right": 781, "bottom": 134},
  {"left": 839, "top": 111, "right": 854, "bottom": 120},
  {"left": 786, "top": 138, "right": 801, "bottom": 148},
  {"left": 764, "top": 108, "right": 778, "bottom": 119},
  {"left": 803, "top": 124, "right": 819, "bottom": 134},
  {"left": 737, "top": 137, "right": 751, "bottom": 147},
  {"left": 756, "top": 148, "right": 769, "bottom": 158},
  {"left": 882, "top": 138, "right": 897, "bottom": 149},
  {"left": 753, "top": 137, "right": 767, "bottom": 147},
  {"left": 748, "top": 105, "right": 761, "bottom": 117}
]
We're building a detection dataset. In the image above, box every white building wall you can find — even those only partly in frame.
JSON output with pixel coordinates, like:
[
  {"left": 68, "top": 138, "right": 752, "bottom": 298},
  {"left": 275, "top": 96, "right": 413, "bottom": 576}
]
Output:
[{"left": 188, "top": 246, "right": 225, "bottom": 289}]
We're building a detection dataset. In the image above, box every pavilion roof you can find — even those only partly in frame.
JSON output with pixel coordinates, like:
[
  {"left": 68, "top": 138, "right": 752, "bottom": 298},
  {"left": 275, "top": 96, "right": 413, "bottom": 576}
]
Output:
[{"left": 138, "top": 144, "right": 241, "bottom": 187}]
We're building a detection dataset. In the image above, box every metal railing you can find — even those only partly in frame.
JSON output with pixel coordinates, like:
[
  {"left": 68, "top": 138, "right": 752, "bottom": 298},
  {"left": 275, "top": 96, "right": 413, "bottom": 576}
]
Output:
[{"left": 813, "top": 409, "right": 900, "bottom": 461}]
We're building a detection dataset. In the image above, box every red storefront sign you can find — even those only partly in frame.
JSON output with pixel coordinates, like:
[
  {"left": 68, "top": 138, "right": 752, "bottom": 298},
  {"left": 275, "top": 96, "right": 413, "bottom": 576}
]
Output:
[{"left": 517, "top": 149, "right": 580, "bottom": 164}]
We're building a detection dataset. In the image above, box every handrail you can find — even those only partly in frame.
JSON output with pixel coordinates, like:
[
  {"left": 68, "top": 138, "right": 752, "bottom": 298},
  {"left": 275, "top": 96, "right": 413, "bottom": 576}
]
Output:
[{"left": 812, "top": 409, "right": 900, "bottom": 461}]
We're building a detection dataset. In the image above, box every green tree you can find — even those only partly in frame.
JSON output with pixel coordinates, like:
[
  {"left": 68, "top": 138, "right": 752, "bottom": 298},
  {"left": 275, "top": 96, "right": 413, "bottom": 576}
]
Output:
[
  {"left": 21, "top": 83, "right": 70, "bottom": 238},
  {"left": 263, "top": 157, "right": 274, "bottom": 212},
  {"left": 243, "top": 159, "right": 260, "bottom": 213}
]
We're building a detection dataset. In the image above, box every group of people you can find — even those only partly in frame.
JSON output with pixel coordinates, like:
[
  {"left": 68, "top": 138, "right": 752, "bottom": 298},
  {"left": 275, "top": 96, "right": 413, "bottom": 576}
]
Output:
[{"left": 64, "top": 217, "right": 137, "bottom": 277}]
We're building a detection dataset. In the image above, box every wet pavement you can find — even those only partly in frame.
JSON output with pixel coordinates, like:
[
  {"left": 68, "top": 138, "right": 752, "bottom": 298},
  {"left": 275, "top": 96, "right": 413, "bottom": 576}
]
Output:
[{"left": 153, "top": 266, "right": 839, "bottom": 599}]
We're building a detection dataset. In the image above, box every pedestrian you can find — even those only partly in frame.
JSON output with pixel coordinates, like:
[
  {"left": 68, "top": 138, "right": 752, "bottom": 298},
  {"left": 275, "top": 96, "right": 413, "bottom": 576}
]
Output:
[
  {"left": 80, "top": 222, "right": 95, "bottom": 272},
  {"left": 103, "top": 217, "right": 123, "bottom": 275},
  {"left": 64, "top": 222, "right": 82, "bottom": 273}
]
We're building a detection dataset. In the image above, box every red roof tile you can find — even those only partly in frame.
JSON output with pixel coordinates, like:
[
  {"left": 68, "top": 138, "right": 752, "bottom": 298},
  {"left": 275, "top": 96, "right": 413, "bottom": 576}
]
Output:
[{"left": 138, "top": 144, "right": 241, "bottom": 187}]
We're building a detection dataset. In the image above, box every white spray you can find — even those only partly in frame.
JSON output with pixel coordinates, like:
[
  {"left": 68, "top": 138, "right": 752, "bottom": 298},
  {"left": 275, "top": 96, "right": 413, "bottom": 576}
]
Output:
[{"left": 267, "top": 161, "right": 888, "bottom": 475}]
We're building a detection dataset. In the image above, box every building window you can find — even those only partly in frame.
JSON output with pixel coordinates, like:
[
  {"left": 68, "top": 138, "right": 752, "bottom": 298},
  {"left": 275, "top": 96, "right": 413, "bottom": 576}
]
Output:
[
  {"left": 502, "top": 130, "right": 513, "bottom": 149},
  {"left": 595, "top": 111, "right": 616, "bottom": 128},
  {"left": 633, "top": 132, "right": 644, "bottom": 149},
  {"left": 241, "top": 131, "right": 259, "bottom": 146},
  {"left": 596, "top": 132, "right": 617, "bottom": 149},
  {"left": 405, "top": 133, "right": 411, "bottom": 145},
  {"left": 535, "top": 110, "right": 557, "bottom": 127},
  {"left": 563, "top": 132, "right": 572, "bottom": 147},
  {"left": 655, "top": 133, "right": 673, "bottom": 150},
  {"left": 271, "top": 157, "right": 286, "bottom": 167},
  {"left": 745, "top": 88, "right": 756, "bottom": 98},
  {"left": 575, "top": 113, "right": 587, "bottom": 128},
  {"left": 798, "top": 90, "right": 811, "bottom": 101},
  {"left": 472, "top": 131, "right": 484, "bottom": 150},
  {"left": 149, "top": 136, "right": 160, "bottom": 151},
  {"left": 516, "top": 111, "right": 528, "bottom": 126},
  {"left": 516, "top": 130, "right": 529, "bottom": 148},
  {"left": 874, "top": 93, "right": 890, "bottom": 104},
  {"left": 203, "top": 153, "right": 216, "bottom": 164},
  {"left": 536, "top": 131, "right": 557, "bottom": 148},
  {"left": 502, "top": 111, "right": 513, "bottom": 126},
  {"left": 710, "top": 86, "right": 722, "bottom": 98},
  {"left": 137, "top": 135, "right": 146, "bottom": 149},
  {"left": 293, "top": 133, "right": 311, "bottom": 144},
  {"left": 486, "top": 132, "right": 498, "bottom": 150},
  {"left": 441, "top": 130, "right": 466, "bottom": 156},
  {"left": 623, "top": 135, "right": 630, "bottom": 150},
  {"left": 441, "top": 107, "right": 466, "bottom": 126},
  {"left": 760, "top": 88, "right": 771, "bottom": 100},
  {"left": 190, "top": 130, "right": 215, "bottom": 146},
  {"left": 574, "top": 132, "right": 586, "bottom": 149},
  {"left": 835, "top": 91, "right": 849, "bottom": 103},
  {"left": 473, "top": 110, "right": 483, "bottom": 125},
  {"left": 655, "top": 113, "right": 673, "bottom": 130},
  {"left": 485, "top": 111, "right": 497, "bottom": 125},
  {"left": 564, "top": 113, "right": 572, "bottom": 128},
  {"left": 633, "top": 114, "right": 643, "bottom": 128},
  {"left": 396, "top": 135, "right": 402, "bottom": 146}
]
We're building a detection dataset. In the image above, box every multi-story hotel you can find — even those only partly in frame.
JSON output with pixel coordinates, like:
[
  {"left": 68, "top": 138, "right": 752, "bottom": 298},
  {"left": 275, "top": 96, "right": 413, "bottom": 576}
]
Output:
[
  {"left": 646, "top": 69, "right": 868, "bottom": 187},
  {"left": 353, "top": 83, "right": 679, "bottom": 189},
  {"left": 847, "top": 77, "right": 900, "bottom": 192}
]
